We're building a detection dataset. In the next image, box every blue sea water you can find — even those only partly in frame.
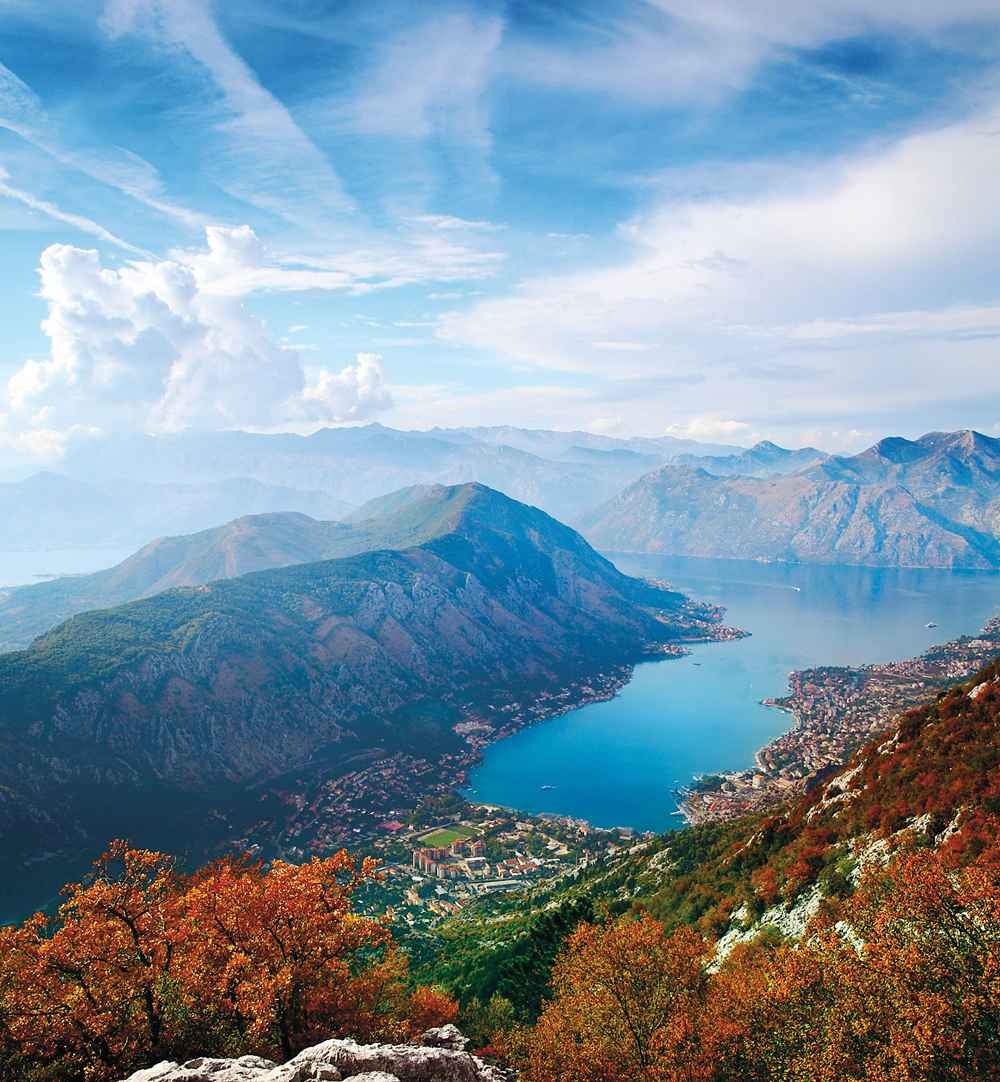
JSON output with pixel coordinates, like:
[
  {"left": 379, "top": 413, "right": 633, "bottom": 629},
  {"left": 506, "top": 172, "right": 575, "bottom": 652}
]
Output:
[{"left": 466, "top": 556, "right": 1000, "bottom": 832}]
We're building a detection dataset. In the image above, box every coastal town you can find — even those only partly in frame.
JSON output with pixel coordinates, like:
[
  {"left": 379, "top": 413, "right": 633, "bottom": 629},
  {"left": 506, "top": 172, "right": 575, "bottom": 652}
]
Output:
[
  {"left": 232, "top": 664, "right": 638, "bottom": 860},
  {"left": 680, "top": 615, "right": 1000, "bottom": 823},
  {"left": 353, "top": 804, "right": 647, "bottom": 929}
]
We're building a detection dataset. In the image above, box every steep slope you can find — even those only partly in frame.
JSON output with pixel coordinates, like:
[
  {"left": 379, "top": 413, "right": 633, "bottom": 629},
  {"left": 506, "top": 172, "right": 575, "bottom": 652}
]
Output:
[
  {"left": 674, "top": 440, "right": 829, "bottom": 478},
  {"left": 582, "top": 430, "right": 1000, "bottom": 568},
  {"left": 0, "top": 484, "right": 719, "bottom": 914},
  {"left": 0, "top": 472, "right": 349, "bottom": 555},
  {"left": 0, "top": 485, "right": 533, "bottom": 651}
]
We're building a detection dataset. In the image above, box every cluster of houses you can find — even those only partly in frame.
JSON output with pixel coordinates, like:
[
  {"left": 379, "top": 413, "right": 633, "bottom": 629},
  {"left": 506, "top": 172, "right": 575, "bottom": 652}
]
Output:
[{"left": 411, "top": 835, "right": 487, "bottom": 879}]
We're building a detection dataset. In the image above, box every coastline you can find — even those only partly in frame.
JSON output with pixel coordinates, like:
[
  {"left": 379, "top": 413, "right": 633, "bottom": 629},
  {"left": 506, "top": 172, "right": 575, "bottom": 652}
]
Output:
[
  {"left": 679, "top": 614, "right": 1000, "bottom": 825},
  {"left": 245, "top": 597, "right": 747, "bottom": 859}
]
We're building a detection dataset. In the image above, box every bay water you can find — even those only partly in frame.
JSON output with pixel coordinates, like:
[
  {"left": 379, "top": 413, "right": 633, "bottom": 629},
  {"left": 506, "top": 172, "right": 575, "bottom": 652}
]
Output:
[{"left": 465, "top": 556, "right": 1000, "bottom": 831}]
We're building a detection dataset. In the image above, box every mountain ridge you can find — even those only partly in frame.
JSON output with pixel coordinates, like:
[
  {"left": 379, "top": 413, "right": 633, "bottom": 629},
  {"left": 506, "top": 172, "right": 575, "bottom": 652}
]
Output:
[
  {"left": 0, "top": 483, "right": 722, "bottom": 918},
  {"left": 582, "top": 429, "right": 1000, "bottom": 568},
  {"left": 48, "top": 424, "right": 743, "bottom": 527},
  {"left": 0, "top": 482, "right": 627, "bottom": 651}
]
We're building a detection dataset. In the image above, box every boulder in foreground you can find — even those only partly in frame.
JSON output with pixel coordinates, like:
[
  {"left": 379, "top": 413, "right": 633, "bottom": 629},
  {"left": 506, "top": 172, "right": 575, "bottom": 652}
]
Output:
[{"left": 119, "top": 1029, "right": 512, "bottom": 1082}]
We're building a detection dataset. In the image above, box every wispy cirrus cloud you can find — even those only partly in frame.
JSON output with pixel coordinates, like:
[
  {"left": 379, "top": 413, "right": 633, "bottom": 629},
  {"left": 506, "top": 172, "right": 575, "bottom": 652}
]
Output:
[
  {"left": 100, "top": 0, "right": 354, "bottom": 225},
  {"left": 347, "top": 11, "right": 502, "bottom": 148},
  {"left": 503, "top": 0, "right": 1000, "bottom": 105},
  {"left": 0, "top": 166, "right": 148, "bottom": 255},
  {"left": 0, "top": 60, "right": 205, "bottom": 229}
]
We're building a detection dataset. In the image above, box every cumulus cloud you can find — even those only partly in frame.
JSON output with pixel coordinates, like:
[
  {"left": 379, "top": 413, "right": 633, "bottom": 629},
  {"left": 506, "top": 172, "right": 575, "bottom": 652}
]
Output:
[
  {"left": 664, "top": 417, "right": 755, "bottom": 441},
  {"left": 0, "top": 227, "right": 392, "bottom": 456}
]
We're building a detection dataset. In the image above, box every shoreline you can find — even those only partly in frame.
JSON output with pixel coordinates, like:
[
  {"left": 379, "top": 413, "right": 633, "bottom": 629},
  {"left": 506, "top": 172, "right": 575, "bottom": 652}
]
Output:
[
  {"left": 245, "top": 599, "right": 746, "bottom": 860},
  {"left": 678, "top": 614, "right": 1000, "bottom": 825}
]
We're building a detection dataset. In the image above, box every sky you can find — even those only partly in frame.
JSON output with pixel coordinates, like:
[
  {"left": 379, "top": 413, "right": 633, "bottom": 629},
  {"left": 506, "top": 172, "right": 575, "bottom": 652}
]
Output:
[{"left": 1, "top": 0, "right": 1000, "bottom": 464}]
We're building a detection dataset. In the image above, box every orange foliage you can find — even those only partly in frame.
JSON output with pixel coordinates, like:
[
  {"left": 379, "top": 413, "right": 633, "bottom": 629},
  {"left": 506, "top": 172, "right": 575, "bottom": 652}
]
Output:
[
  {"left": 0, "top": 841, "right": 456, "bottom": 1081},
  {"left": 503, "top": 915, "right": 711, "bottom": 1081},
  {"left": 509, "top": 840, "right": 1000, "bottom": 1082}
]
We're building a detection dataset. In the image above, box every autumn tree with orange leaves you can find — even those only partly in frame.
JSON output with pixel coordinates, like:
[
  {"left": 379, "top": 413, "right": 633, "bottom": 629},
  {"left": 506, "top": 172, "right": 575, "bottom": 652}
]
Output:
[
  {"left": 0, "top": 841, "right": 456, "bottom": 1082},
  {"left": 503, "top": 915, "right": 711, "bottom": 1082}
]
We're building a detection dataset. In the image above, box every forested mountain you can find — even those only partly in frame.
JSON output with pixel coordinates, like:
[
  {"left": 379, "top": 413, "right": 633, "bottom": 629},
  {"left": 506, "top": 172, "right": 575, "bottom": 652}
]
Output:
[
  {"left": 0, "top": 483, "right": 719, "bottom": 917},
  {"left": 0, "top": 482, "right": 590, "bottom": 650},
  {"left": 582, "top": 429, "right": 1000, "bottom": 568}
]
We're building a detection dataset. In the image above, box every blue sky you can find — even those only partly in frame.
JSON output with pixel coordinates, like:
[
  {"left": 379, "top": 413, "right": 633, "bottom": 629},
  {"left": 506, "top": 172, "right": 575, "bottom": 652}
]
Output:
[{"left": 1, "top": 0, "right": 1000, "bottom": 464}]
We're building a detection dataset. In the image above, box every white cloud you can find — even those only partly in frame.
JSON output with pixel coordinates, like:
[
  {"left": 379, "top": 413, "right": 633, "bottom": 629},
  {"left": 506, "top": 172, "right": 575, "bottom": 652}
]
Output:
[
  {"left": 504, "top": 0, "right": 1000, "bottom": 104},
  {"left": 348, "top": 12, "right": 502, "bottom": 149},
  {"left": 298, "top": 353, "right": 392, "bottom": 423},
  {"left": 409, "top": 214, "right": 505, "bottom": 232},
  {"left": 592, "top": 340, "right": 655, "bottom": 352},
  {"left": 664, "top": 417, "right": 754, "bottom": 441},
  {"left": 437, "top": 98, "right": 1000, "bottom": 426},
  {"left": 0, "top": 227, "right": 393, "bottom": 454}
]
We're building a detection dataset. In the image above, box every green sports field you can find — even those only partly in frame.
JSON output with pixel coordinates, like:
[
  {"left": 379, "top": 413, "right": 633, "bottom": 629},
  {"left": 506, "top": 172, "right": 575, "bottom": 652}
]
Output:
[{"left": 418, "top": 825, "right": 477, "bottom": 848}]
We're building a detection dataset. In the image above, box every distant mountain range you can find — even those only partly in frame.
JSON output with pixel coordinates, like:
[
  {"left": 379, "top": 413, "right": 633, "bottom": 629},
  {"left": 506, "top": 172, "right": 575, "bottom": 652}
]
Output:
[
  {"left": 0, "top": 483, "right": 719, "bottom": 913},
  {"left": 583, "top": 430, "right": 1000, "bottom": 568},
  {"left": 674, "top": 439, "right": 829, "bottom": 478},
  {"left": 426, "top": 425, "right": 738, "bottom": 460},
  {"left": 0, "top": 472, "right": 350, "bottom": 557},
  {"left": 44, "top": 424, "right": 739, "bottom": 530}
]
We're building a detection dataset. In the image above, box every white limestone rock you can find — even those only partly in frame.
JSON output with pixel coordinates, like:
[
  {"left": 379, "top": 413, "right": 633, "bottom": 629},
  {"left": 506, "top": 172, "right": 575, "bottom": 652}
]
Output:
[
  {"left": 119, "top": 1033, "right": 512, "bottom": 1082},
  {"left": 420, "top": 1026, "right": 471, "bottom": 1052}
]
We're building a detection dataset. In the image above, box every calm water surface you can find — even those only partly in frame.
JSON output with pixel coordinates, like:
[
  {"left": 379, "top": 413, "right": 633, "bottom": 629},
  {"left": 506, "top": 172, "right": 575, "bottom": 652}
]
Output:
[
  {"left": 0, "top": 547, "right": 136, "bottom": 588},
  {"left": 466, "top": 556, "right": 1000, "bottom": 831}
]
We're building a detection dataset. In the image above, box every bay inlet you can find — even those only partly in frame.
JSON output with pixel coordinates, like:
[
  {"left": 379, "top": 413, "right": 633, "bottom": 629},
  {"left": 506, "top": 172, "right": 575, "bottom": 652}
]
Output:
[{"left": 465, "top": 555, "right": 1000, "bottom": 831}]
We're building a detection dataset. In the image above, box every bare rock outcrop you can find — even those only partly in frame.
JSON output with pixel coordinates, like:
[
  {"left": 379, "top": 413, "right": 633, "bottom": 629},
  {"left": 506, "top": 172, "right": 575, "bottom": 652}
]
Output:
[{"left": 119, "top": 1030, "right": 512, "bottom": 1082}]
